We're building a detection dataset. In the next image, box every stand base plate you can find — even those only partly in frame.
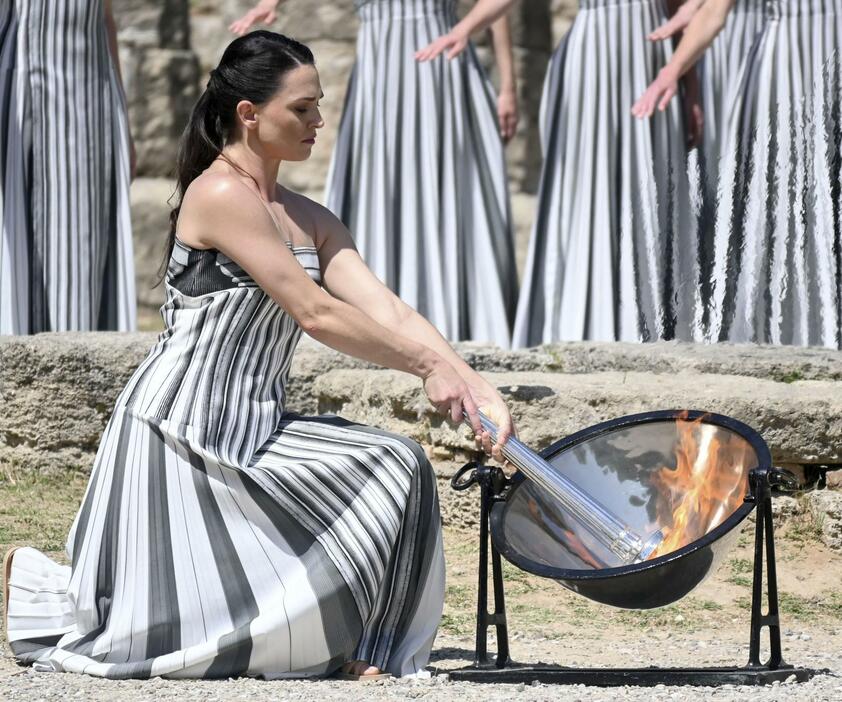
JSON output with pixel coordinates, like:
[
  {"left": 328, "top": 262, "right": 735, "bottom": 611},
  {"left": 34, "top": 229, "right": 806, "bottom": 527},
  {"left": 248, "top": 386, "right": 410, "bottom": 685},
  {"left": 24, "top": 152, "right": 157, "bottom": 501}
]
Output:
[{"left": 444, "top": 664, "right": 821, "bottom": 687}]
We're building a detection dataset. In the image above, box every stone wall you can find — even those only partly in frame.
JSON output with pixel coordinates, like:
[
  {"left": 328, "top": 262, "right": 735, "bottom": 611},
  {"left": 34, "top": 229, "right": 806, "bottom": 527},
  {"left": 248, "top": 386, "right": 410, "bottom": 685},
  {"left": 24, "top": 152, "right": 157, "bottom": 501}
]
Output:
[
  {"left": 115, "top": 0, "right": 200, "bottom": 177},
  {"left": 3, "top": 334, "right": 841, "bottom": 537}
]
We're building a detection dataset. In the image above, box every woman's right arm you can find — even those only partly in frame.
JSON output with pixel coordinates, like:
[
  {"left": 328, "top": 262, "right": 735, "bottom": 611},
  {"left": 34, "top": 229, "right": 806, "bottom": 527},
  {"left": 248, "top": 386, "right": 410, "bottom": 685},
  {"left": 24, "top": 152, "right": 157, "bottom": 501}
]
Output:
[
  {"left": 415, "top": 0, "right": 517, "bottom": 61},
  {"left": 631, "top": 0, "right": 734, "bottom": 117},
  {"left": 179, "top": 175, "right": 485, "bottom": 433}
]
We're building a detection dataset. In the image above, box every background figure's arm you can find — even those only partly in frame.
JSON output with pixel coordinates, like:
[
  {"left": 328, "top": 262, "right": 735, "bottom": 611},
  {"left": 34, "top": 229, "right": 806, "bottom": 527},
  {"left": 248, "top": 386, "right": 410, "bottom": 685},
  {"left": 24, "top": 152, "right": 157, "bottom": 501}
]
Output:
[
  {"left": 632, "top": 0, "right": 734, "bottom": 117},
  {"left": 103, "top": 0, "right": 135, "bottom": 179},
  {"left": 490, "top": 13, "right": 519, "bottom": 142},
  {"left": 415, "top": 0, "right": 517, "bottom": 61},
  {"left": 229, "top": 0, "right": 283, "bottom": 36},
  {"left": 649, "top": 0, "right": 707, "bottom": 41}
]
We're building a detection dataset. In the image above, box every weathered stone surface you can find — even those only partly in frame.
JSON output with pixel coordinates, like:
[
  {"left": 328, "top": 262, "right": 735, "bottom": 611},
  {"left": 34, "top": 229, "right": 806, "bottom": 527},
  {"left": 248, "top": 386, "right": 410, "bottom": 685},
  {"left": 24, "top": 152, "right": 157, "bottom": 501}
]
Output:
[
  {"left": 0, "top": 334, "right": 153, "bottom": 475},
  {"left": 827, "top": 469, "right": 842, "bottom": 489},
  {"left": 121, "top": 48, "right": 201, "bottom": 177},
  {"left": 114, "top": 1, "right": 201, "bottom": 177},
  {"left": 807, "top": 490, "right": 842, "bottom": 552},
  {"left": 114, "top": 0, "right": 191, "bottom": 49},
  {"left": 131, "top": 178, "right": 175, "bottom": 313},
  {"left": 4, "top": 334, "right": 842, "bottom": 478},
  {"left": 311, "top": 367, "right": 842, "bottom": 467}
]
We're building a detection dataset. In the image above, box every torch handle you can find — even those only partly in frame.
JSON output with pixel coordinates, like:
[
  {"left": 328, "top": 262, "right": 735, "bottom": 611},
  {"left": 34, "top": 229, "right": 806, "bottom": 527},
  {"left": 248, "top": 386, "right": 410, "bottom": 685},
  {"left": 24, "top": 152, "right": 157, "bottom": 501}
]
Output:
[{"left": 465, "top": 410, "right": 663, "bottom": 564}]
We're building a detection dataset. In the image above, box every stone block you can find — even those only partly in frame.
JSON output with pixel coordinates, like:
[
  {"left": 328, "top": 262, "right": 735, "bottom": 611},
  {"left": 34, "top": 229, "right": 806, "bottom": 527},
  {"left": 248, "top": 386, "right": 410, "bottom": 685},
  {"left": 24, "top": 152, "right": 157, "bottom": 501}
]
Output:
[
  {"left": 311, "top": 366, "right": 842, "bottom": 467},
  {"left": 130, "top": 178, "right": 176, "bottom": 313},
  {"left": 114, "top": 0, "right": 191, "bottom": 50},
  {"left": 826, "top": 469, "right": 842, "bottom": 489},
  {"left": 807, "top": 490, "right": 842, "bottom": 552}
]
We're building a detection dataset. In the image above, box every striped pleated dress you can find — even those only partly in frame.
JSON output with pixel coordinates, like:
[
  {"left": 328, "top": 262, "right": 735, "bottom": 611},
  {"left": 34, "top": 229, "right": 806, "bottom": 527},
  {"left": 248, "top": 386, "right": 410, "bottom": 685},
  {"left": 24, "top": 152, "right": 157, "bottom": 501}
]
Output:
[
  {"left": 708, "top": 0, "right": 842, "bottom": 347},
  {"left": 0, "top": 0, "right": 135, "bottom": 334},
  {"left": 512, "top": 0, "right": 702, "bottom": 346},
  {"left": 5, "top": 240, "right": 445, "bottom": 678},
  {"left": 325, "top": 0, "right": 517, "bottom": 348},
  {"left": 696, "top": 0, "right": 765, "bottom": 213}
]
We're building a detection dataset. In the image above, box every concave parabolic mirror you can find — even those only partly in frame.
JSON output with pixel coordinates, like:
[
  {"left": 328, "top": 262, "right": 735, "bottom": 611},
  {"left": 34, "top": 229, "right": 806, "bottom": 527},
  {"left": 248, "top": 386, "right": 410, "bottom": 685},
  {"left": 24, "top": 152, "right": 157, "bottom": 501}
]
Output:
[{"left": 490, "top": 410, "right": 768, "bottom": 609}]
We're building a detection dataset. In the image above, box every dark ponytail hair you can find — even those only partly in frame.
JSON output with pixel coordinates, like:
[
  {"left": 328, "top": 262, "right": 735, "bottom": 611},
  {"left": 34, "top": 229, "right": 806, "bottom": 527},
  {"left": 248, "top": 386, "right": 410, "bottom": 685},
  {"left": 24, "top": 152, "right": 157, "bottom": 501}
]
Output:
[{"left": 161, "top": 31, "right": 314, "bottom": 279}]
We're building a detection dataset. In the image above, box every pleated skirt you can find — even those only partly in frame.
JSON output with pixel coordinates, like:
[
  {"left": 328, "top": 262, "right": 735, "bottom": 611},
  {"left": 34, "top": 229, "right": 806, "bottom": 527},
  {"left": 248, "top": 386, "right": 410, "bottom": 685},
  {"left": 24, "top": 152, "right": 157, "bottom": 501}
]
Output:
[
  {"left": 513, "top": 0, "right": 700, "bottom": 346},
  {"left": 326, "top": 0, "right": 517, "bottom": 348},
  {"left": 0, "top": 0, "right": 136, "bottom": 334},
  {"left": 6, "top": 411, "right": 444, "bottom": 678},
  {"left": 698, "top": 0, "right": 766, "bottom": 183},
  {"left": 708, "top": 0, "right": 842, "bottom": 347}
]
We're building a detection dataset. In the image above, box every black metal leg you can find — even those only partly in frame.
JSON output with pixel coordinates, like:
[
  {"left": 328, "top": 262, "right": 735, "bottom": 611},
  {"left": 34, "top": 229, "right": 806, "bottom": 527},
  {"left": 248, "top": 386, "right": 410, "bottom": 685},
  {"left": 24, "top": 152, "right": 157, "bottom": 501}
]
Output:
[
  {"left": 458, "top": 462, "right": 511, "bottom": 669},
  {"left": 474, "top": 476, "right": 490, "bottom": 666},
  {"left": 748, "top": 471, "right": 784, "bottom": 669},
  {"left": 490, "top": 541, "right": 511, "bottom": 668}
]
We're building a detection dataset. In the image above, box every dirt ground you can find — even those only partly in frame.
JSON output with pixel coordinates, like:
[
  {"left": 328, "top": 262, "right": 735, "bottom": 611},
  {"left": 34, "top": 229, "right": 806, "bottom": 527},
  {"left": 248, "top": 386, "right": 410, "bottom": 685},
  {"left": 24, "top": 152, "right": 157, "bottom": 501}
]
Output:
[{"left": 2, "top": 471, "right": 841, "bottom": 700}]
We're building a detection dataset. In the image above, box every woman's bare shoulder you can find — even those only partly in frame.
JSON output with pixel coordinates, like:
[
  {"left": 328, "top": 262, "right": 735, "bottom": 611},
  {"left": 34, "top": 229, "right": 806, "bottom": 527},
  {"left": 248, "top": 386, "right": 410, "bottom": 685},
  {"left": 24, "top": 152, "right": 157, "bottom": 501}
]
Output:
[
  {"left": 178, "top": 172, "right": 272, "bottom": 247},
  {"left": 278, "top": 187, "right": 346, "bottom": 248}
]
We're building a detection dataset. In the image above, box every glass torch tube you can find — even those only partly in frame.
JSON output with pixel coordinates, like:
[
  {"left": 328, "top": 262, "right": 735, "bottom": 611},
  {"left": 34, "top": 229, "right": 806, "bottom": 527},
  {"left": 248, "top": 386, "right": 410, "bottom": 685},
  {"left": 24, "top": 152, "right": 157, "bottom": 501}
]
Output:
[{"left": 465, "top": 411, "right": 665, "bottom": 565}]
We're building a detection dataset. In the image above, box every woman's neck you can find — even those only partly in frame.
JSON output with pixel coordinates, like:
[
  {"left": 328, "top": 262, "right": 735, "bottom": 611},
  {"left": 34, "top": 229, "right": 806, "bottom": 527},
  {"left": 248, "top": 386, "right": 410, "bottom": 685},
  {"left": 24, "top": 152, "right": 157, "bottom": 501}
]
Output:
[{"left": 219, "top": 142, "right": 281, "bottom": 201}]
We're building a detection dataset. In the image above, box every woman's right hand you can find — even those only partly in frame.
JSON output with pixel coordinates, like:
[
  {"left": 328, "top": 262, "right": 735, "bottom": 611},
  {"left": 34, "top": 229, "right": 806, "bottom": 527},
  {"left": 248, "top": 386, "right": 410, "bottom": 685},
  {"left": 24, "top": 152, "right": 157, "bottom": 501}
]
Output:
[
  {"left": 423, "top": 361, "right": 483, "bottom": 436},
  {"left": 229, "top": 0, "right": 280, "bottom": 36}
]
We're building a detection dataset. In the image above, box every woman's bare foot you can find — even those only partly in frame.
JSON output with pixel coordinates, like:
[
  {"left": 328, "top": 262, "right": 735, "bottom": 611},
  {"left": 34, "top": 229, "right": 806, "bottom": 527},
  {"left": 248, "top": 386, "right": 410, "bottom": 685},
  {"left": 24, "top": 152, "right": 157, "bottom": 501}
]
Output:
[
  {"left": 337, "top": 659, "right": 390, "bottom": 679},
  {"left": 341, "top": 659, "right": 381, "bottom": 676}
]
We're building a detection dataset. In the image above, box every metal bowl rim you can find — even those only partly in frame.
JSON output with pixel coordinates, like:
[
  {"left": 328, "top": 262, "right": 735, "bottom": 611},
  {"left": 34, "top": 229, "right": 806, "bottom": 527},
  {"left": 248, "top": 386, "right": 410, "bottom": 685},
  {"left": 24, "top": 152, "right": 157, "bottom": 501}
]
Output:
[{"left": 490, "top": 409, "right": 769, "bottom": 581}]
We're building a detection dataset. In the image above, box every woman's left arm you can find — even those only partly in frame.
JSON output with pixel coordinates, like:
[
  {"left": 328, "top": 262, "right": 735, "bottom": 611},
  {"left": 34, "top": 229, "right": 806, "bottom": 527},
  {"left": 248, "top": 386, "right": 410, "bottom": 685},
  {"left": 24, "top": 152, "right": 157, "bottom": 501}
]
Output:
[
  {"left": 489, "top": 13, "right": 519, "bottom": 143},
  {"left": 103, "top": 0, "right": 135, "bottom": 179},
  {"left": 313, "top": 204, "right": 516, "bottom": 459}
]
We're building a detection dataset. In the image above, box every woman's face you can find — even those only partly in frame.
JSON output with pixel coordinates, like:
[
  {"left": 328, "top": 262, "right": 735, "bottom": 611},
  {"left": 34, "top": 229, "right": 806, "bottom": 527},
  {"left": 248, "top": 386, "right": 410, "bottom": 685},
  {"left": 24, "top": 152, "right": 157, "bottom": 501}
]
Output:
[{"left": 241, "top": 64, "right": 324, "bottom": 161}]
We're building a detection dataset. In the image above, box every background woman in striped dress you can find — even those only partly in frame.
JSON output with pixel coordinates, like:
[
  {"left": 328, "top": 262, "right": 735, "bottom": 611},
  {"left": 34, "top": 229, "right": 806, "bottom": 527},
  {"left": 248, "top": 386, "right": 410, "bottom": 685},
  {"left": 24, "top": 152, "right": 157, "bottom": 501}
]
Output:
[
  {"left": 420, "top": 0, "right": 704, "bottom": 345},
  {"left": 233, "top": 0, "right": 519, "bottom": 349},
  {"left": 4, "top": 31, "right": 514, "bottom": 680},
  {"left": 634, "top": 0, "right": 842, "bottom": 348},
  {"left": 0, "top": 0, "right": 136, "bottom": 334},
  {"left": 644, "top": 0, "right": 765, "bottom": 329},
  {"left": 647, "top": 0, "right": 764, "bottom": 190}
]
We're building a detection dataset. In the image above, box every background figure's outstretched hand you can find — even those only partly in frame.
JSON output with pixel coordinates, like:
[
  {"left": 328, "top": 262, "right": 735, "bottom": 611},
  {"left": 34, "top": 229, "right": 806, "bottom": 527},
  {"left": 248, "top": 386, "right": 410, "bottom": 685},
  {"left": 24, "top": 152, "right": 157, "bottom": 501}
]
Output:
[
  {"left": 415, "top": 29, "right": 469, "bottom": 62},
  {"left": 229, "top": 0, "right": 280, "bottom": 36},
  {"left": 631, "top": 66, "right": 679, "bottom": 118},
  {"left": 648, "top": 0, "right": 705, "bottom": 41},
  {"left": 497, "top": 88, "right": 519, "bottom": 142}
]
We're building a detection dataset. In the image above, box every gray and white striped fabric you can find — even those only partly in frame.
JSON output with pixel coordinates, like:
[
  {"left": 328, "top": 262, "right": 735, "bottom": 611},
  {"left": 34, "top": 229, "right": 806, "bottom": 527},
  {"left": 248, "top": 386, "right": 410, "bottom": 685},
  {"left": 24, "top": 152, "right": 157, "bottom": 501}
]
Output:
[
  {"left": 6, "top": 241, "right": 444, "bottom": 679},
  {"left": 708, "top": 0, "right": 842, "bottom": 347},
  {"left": 0, "top": 0, "right": 135, "bottom": 334},
  {"left": 697, "top": 0, "right": 765, "bottom": 183},
  {"left": 325, "top": 0, "right": 517, "bottom": 348},
  {"left": 512, "top": 0, "right": 701, "bottom": 346}
]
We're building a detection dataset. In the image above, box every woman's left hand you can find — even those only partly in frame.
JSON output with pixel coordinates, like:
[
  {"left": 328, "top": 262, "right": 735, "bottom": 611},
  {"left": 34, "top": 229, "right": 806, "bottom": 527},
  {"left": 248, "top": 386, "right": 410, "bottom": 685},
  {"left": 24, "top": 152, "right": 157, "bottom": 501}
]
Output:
[
  {"left": 415, "top": 28, "right": 469, "bottom": 62},
  {"left": 468, "top": 384, "right": 516, "bottom": 467},
  {"left": 229, "top": 0, "right": 280, "bottom": 36},
  {"left": 497, "top": 88, "right": 519, "bottom": 143},
  {"left": 631, "top": 65, "right": 680, "bottom": 118}
]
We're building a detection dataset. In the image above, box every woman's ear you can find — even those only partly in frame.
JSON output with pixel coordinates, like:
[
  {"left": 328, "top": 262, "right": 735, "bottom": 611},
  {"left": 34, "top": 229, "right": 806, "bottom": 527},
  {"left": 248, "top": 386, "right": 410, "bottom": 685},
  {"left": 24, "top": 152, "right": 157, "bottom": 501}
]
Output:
[{"left": 236, "top": 99, "right": 259, "bottom": 131}]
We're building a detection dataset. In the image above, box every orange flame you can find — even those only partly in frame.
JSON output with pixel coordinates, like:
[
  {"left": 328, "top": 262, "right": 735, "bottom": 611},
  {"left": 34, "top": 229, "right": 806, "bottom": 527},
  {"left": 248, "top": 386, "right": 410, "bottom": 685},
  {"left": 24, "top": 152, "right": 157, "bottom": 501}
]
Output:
[{"left": 647, "top": 414, "right": 752, "bottom": 560}]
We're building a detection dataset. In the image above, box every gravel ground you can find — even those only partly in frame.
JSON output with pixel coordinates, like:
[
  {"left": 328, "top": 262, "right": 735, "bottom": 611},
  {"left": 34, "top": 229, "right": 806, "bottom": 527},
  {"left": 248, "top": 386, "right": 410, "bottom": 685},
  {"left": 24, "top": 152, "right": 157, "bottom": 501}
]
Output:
[{"left": 3, "top": 629, "right": 840, "bottom": 701}]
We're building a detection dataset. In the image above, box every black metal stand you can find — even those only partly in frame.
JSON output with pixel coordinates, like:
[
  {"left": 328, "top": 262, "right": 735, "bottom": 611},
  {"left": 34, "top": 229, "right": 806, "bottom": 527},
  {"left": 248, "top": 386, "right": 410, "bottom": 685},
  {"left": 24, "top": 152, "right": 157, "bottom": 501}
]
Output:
[{"left": 445, "top": 464, "right": 821, "bottom": 687}]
